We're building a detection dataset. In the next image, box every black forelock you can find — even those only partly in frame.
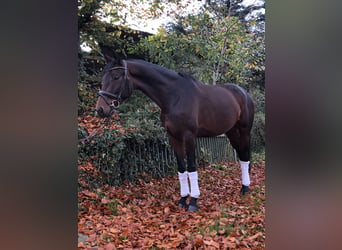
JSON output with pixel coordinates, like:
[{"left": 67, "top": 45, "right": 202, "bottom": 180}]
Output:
[{"left": 104, "top": 59, "right": 121, "bottom": 71}]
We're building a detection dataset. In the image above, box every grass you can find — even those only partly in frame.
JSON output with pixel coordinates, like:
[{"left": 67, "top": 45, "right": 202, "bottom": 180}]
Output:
[
  {"left": 209, "top": 219, "right": 235, "bottom": 237},
  {"left": 78, "top": 204, "right": 87, "bottom": 212},
  {"left": 107, "top": 200, "right": 119, "bottom": 215}
]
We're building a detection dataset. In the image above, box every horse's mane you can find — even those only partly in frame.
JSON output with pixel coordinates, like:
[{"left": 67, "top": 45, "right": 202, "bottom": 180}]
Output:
[
  {"left": 126, "top": 59, "right": 202, "bottom": 86},
  {"left": 126, "top": 59, "right": 165, "bottom": 70},
  {"left": 177, "top": 72, "right": 205, "bottom": 88},
  {"left": 127, "top": 59, "right": 181, "bottom": 78},
  {"left": 177, "top": 72, "right": 197, "bottom": 81}
]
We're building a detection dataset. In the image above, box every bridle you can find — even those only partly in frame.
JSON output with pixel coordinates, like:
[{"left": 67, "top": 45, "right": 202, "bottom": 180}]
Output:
[{"left": 98, "top": 60, "right": 130, "bottom": 111}]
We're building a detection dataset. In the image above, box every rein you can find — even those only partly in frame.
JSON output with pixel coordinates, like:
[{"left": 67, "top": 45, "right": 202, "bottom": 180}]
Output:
[{"left": 98, "top": 61, "right": 130, "bottom": 110}]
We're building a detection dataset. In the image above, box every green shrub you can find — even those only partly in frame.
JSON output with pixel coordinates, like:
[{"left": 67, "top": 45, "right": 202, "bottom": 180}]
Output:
[
  {"left": 78, "top": 124, "right": 176, "bottom": 187},
  {"left": 78, "top": 94, "right": 177, "bottom": 187},
  {"left": 251, "top": 112, "right": 265, "bottom": 153}
]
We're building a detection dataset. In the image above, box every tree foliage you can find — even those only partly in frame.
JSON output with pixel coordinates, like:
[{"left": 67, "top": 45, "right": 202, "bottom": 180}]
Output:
[{"left": 146, "top": 12, "right": 264, "bottom": 88}]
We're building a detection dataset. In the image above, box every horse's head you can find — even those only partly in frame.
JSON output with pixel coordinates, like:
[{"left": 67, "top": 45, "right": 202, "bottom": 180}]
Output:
[{"left": 96, "top": 58, "right": 132, "bottom": 117}]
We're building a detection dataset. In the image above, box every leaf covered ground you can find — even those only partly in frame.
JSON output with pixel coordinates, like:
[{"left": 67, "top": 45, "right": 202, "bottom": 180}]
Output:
[{"left": 78, "top": 159, "right": 265, "bottom": 249}]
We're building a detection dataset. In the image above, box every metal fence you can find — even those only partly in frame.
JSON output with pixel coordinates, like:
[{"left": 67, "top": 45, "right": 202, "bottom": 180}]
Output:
[
  {"left": 196, "top": 135, "right": 236, "bottom": 163},
  {"left": 91, "top": 135, "right": 235, "bottom": 186}
]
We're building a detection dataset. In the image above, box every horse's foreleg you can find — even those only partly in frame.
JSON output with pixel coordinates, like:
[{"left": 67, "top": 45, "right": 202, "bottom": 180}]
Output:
[
  {"left": 185, "top": 135, "right": 200, "bottom": 211},
  {"left": 168, "top": 135, "right": 189, "bottom": 208}
]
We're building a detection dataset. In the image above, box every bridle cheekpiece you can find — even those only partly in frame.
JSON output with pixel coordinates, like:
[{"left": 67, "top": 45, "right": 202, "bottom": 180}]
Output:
[{"left": 98, "top": 60, "right": 130, "bottom": 111}]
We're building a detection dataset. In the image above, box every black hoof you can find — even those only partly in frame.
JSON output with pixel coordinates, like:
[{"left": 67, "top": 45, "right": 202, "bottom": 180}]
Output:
[
  {"left": 240, "top": 185, "right": 250, "bottom": 195},
  {"left": 178, "top": 196, "right": 188, "bottom": 208},
  {"left": 187, "top": 197, "right": 198, "bottom": 212}
]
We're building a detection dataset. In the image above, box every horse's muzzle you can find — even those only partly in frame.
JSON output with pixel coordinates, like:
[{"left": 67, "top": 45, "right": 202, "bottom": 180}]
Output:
[{"left": 96, "top": 107, "right": 113, "bottom": 118}]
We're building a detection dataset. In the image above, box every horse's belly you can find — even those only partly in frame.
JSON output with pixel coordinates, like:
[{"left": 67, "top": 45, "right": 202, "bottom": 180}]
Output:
[
  {"left": 197, "top": 107, "right": 239, "bottom": 137},
  {"left": 197, "top": 92, "right": 241, "bottom": 136},
  {"left": 197, "top": 128, "right": 224, "bottom": 137},
  {"left": 197, "top": 119, "right": 236, "bottom": 137}
]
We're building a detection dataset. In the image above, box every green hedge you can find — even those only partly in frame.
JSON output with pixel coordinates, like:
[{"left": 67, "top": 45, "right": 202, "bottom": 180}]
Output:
[
  {"left": 78, "top": 127, "right": 236, "bottom": 187},
  {"left": 251, "top": 112, "right": 265, "bottom": 153},
  {"left": 79, "top": 127, "right": 175, "bottom": 187}
]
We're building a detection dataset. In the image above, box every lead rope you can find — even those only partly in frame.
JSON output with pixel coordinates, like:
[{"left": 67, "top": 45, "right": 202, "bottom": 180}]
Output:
[{"left": 79, "top": 117, "right": 112, "bottom": 143}]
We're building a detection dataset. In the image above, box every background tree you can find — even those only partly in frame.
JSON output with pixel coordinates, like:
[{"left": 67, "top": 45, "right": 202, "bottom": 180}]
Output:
[{"left": 78, "top": 0, "right": 191, "bottom": 114}]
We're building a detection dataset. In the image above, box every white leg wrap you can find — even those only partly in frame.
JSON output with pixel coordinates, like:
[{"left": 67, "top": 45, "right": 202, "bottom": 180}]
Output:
[
  {"left": 178, "top": 171, "right": 190, "bottom": 197},
  {"left": 188, "top": 171, "right": 200, "bottom": 198},
  {"left": 240, "top": 160, "right": 250, "bottom": 186}
]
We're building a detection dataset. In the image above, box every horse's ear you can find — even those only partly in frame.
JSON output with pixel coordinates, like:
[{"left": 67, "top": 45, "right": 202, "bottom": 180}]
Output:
[
  {"left": 104, "top": 54, "right": 114, "bottom": 63},
  {"left": 99, "top": 44, "right": 116, "bottom": 63}
]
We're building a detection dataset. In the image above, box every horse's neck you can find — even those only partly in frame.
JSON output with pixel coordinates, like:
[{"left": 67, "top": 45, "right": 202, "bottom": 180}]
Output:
[
  {"left": 131, "top": 66, "right": 179, "bottom": 112},
  {"left": 134, "top": 78, "right": 175, "bottom": 112}
]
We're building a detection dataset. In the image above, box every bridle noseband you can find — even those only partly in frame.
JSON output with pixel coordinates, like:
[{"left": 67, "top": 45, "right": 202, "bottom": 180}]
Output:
[
  {"left": 98, "top": 61, "right": 130, "bottom": 111},
  {"left": 98, "top": 90, "right": 121, "bottom": 109}
]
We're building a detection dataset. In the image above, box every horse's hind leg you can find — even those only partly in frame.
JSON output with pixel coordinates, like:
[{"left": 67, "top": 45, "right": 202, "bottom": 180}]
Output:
[{"left": 226, "top": 125, "right": 252, "bottom": 195}]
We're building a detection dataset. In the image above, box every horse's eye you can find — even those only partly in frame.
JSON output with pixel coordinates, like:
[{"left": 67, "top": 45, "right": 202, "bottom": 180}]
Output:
[{"left": 113, "top": 74, "right": 120, "bottom": 80}]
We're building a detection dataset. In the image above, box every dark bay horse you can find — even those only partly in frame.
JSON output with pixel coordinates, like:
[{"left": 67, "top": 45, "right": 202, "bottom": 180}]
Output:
[{"left": 96, "top": 58, "right": 254, "bottom": 212}]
